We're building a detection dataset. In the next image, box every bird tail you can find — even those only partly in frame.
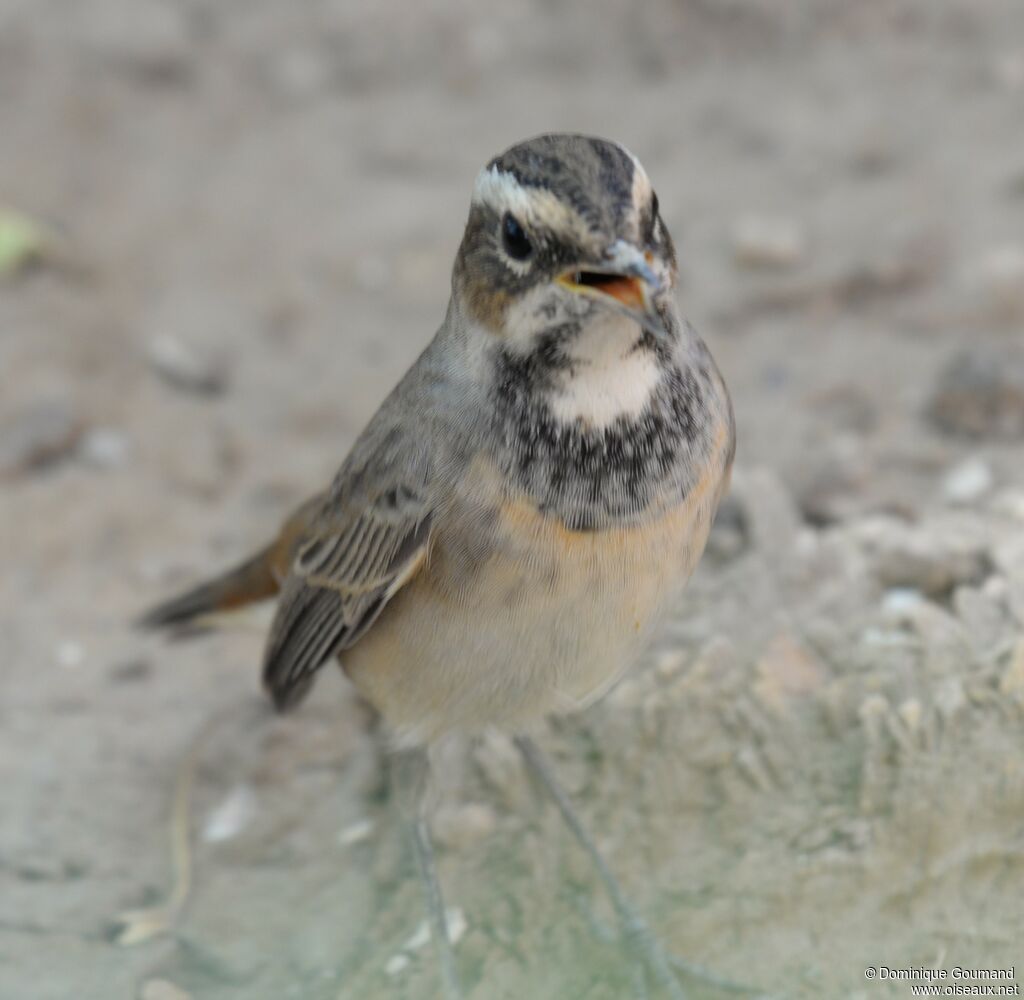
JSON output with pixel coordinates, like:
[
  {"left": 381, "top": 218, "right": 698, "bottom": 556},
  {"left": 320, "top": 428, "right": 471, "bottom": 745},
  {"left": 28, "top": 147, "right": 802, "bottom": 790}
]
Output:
[
  {"left": 138, "top": 493, "right": 324, "bottom": 632},
  {"left": 137, "top": 545, "right": 281, "bottom": 630}
]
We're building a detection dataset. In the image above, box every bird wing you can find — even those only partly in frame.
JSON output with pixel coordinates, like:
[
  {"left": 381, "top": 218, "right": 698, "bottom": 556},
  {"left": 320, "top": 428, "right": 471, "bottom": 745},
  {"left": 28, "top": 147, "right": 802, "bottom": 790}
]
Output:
[{"left": 262, "top": 468, "right": 433, "bottom": 711}]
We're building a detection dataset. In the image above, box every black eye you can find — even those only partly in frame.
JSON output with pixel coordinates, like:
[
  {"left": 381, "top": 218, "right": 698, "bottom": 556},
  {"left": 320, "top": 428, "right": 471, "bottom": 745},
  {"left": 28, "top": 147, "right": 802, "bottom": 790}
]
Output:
[{"left": 501, "top": 213, "right": 533, "bottom": 261}]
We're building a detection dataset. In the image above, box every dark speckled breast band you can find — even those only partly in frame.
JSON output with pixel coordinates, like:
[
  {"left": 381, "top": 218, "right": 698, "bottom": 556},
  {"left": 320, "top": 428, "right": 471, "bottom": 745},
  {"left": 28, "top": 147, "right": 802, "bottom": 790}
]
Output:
[{"left": 490, "top": 335, "right": 706, "bottom": 531}]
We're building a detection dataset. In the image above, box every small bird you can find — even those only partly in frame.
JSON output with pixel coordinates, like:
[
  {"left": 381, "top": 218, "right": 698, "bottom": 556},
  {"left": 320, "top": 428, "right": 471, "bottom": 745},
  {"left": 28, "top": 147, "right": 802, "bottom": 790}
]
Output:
[{"left": 142, "top": 133, "right": 735, "bottom": 999}]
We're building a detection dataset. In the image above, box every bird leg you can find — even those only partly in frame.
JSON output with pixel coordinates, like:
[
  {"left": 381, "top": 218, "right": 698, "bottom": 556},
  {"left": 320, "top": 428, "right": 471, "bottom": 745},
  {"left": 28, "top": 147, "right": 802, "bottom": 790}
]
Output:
[
  {"left": 391, "top": 747, "right": 463, "bottom": 1000},
  {"left": 514, "top": 734, "right": 687, "bottom": 1000}
]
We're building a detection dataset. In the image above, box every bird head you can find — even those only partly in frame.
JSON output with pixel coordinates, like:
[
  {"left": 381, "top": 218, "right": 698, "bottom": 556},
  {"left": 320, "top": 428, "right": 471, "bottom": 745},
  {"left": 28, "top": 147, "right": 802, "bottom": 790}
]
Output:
[{"left": 452, "top": 134, "right": 677, "bottom": 353}]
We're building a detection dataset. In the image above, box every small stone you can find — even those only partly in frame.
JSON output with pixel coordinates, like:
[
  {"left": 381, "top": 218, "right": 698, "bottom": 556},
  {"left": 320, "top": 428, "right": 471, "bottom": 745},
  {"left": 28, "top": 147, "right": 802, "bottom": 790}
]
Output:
[
  {"left": 56, "top": 640, "right": 84, "bottom": 669},
  {"left": 753, "top": 633, "right": 824, "bottom": 713},
  {"left": 706, "top": 493, "right": 748, "bottom": 559},
  {"left": 993, "top": 50, "right": 1024, "bottom": 91},
  {"left": 732, "top": 215, "right": 806, "bottom": 269},
  {"left": 108, "top": 659, "right": 152, "bottom": 683},
  {"left": 806, "top": 384, "right": 879, "bottom": 434},
  {"left": 858, "top": 694, "right": 891, "bottom": 733},
  {"left": 953, "top": 584, "right": 1007, "bottom": 652},
  {"left": 79, "top": 427, "right": 131, "bottom": 469},
  {"left": 941, "top": 458, "right": 994, "bottom": 505},
  {"left": 432, "top": 803, "right": 497, "bottom": 851},
  {"left": 906, "top": 600, "right": 971, "bottom": 674},
  {"left": 0, "top": 400, "right": 82, "bottom": 478},
  {"left": 140, "top": 980, "right": 192, "bottom": 1000},
  {"left": 999, "top": 639, "right": 1024, "bottom": 701},
  {"left": 77, "top": 0, "right": 191, "bottom": 84},
  {"left": 860, "top": 626, "right": 915, "bottom": 650},
  {"left": 269, "top": 47, "right": 332, "bottom": 98},
  {"left": 147, "top": 335, "right": 227, "bottom": 396},
  {"left": 926, "top": 348, "right": 1024, "bottom": 440},
  {"left": 337, "top": 818, "right": 375, "bottom": 847},
  {"left": 401, "top": 908, "right": 466, "bottom": 955},
  {"left": 992, "top": 490, "right": 1024, "bottom": 522},
  {"left": 990, "top": 535, "right": 1024, "bottom": 578},
  {"left": 654, "top": 648, "right": 688, "bottom": 680},
  {"left": 864, "top": 519, "right": 989, "bottom": 598},
  {"left": 473, "top": 731, "right": 528, "bottom": 810},
  {"left": 0, "top": 207, "right": 50, "bottom": 277},
  {"left": 730, "top": 466, "right": 802, "bottom": 563},
  {"left": 202, "top": 785, "right": 257, "bottom": 843},
  {"left": 972, "top": 244, "right": 1024, "bottom": 317},
  {"left": 795, "top": 454, "right": 871, "bottom": 526},
  {"left": 934, "top": 677, "right": 966, "bottom": 722},
  {"left": 882, "top": 587, "right": 925, "bottom": 621},
  {"left": 897, "top": 698, "right": 922, "bottom": 735}
]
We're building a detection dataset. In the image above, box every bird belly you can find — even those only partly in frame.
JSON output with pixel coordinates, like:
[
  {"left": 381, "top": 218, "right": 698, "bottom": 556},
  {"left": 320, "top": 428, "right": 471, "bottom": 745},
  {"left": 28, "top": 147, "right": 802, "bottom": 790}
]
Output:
[{"left": 342, "top": 471, "right": 721, "bottom": 746}]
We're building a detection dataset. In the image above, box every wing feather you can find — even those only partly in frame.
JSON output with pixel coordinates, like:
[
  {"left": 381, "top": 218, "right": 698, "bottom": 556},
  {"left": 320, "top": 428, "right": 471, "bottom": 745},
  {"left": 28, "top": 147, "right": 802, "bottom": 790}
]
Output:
[{"left": 262, "top": 490, "right": 432, "bottom": 711}]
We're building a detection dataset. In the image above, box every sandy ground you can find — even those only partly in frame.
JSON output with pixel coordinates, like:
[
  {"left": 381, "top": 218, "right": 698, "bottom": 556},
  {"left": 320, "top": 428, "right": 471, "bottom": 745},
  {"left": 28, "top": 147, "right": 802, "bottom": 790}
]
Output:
[{"left": 3, "top": 1, "right": 1024, "bottom": 998}]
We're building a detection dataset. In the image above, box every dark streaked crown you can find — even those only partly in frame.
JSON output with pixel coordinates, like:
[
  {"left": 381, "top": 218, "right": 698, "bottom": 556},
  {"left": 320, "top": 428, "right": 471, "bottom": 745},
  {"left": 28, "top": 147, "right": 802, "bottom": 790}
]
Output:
[
  {"left": 487, "top": 134, "right": 639, "bottom": 235},
  {"left": 453, "top": 133, "right": 676, "bottom": 333}
]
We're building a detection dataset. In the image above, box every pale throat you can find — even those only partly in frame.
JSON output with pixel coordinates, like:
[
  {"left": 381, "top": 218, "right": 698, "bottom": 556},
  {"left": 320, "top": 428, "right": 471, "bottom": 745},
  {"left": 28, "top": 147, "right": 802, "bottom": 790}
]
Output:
[{"left": 548, "top": 313, "right": 662, "bottom": 429}]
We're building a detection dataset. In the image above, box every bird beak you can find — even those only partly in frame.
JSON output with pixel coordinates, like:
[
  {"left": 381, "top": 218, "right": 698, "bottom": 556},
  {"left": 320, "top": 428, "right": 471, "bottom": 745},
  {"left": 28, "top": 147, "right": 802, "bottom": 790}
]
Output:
[{"left": 556, "top": 240, "right": 669, "bottom": 341}]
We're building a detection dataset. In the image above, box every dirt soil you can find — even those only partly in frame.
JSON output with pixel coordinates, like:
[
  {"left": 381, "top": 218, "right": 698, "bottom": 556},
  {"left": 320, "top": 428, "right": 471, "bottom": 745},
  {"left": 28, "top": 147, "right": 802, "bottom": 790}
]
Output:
[{"left": 2, "top": 2, "right": 1024, "bottom": 998}]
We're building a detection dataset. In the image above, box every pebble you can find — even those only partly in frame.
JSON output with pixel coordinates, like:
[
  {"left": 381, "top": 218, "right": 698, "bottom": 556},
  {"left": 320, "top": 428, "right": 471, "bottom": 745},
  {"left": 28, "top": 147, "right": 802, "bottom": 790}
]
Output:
[
  {"left": 337, "top": 818, "right": 375, "bottom": 847},
  {"left": 386, "top": 908, "right": 467, "bottom": 976},
  {"left": 906, "top": 600, "right": 971, "bottom": 674},
  {"left": 432, "top": 802, "right": 497, "bottom": 851},
  {"left": 56, "top": 640, "right": 84, "bottom": 669},
  {"left": 403, "top": 908, "right": 466, "bottom": 952},
  {"left": 384, "top": 953, "right": 410, "bottom": 977},
  {"left": 862, "top": 518, "right": 989, "bottom": 598},
  {"left": 941, "top": 457, "right": 993, "bottom": 505},
  {"left": 78, "top": 427, "right": 131, "bottom": 469},
  {"left": 472, "top": 731, "right": 529, "bottom": 811},
  {"left": 989, "top": 536, "right": 1024, "bottom": 626},
  {"left": 202, "top": 785, "right": 257, "bottom": 843},
  {"left": 992, "top": 490, "right": 1024, "bottom": 522},
  {"left": 77, "top": 0, "right": 192, "bottom": 83},
  {"left": 732, "top": 214, "right": 806, "bottom": 269},
  {"left": 0, "top": 207, "right": 50, "bottom": 277},
  {"left": 796, "top": 454, "right": 870, "bottom": 526},
  {"left": 897, "top": 697, "right": 922, "bottom": 735},
  {"left": 140, "top": 981, "right": 192, "bottom": 1000},
  {"left": 705, "top": 493, "right": 747, "bottom": 559},
  {"left": 752, "top": 633, "right": 824, "bottom": 713},
  {"left": 993, "top": 50, "right": 1024, "bottom": 91},
  {"left": 934, "top": 677, "right": 966, "bottom": 723},
  {"left": 881, "top": 588, "right": 925, "bottom": 621},
  {"left": 147, "top": 335, "right": 228, "bottom": 396},
  {"left": 926, "top": 348, "right": 1024, "bottom": 440},
  {"left": 269, "top": 46, "right": 333, "bottom": 99},
  {"left": 953, "top": 583, "right": 1007, "bottom": 652},
  {"left": 0, "top": 400, "right": 82, "bottom": 478},
  {"left": 730, "top": 466, "right": 802, "bottom": 564},
  {"left": 971, "top": 244, "right": 1024, "bottom": 318},
  {"left": 737, "top": 214, "right": 806, "bottom": 270},
  {"left": 999, "top": 639, "right": 1024, "bottom": 701}
]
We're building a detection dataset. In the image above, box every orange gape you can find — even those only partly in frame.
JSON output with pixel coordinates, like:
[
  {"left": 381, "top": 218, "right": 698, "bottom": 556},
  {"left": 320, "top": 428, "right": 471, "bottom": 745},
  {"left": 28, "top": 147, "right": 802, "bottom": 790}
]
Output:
[{"left": 601, "top": 275, "right": 646, "bottom": 311}]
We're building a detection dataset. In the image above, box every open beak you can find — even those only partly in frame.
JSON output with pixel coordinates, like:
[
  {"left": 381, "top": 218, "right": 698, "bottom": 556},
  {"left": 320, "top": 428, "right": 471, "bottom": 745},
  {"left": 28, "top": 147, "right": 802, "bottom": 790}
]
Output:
[{"left": 556, "top": 240, "right": 668, "bottom": 340}]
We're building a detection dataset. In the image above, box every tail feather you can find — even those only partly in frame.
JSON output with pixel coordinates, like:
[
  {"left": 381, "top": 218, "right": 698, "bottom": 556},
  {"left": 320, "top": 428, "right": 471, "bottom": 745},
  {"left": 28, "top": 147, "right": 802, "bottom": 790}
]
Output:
[
  {"left": 137, "top": 547, "right": 280, "bottom": 630},
  {"left": 138, "top": 493, "right": 324, "bottom": 633}
]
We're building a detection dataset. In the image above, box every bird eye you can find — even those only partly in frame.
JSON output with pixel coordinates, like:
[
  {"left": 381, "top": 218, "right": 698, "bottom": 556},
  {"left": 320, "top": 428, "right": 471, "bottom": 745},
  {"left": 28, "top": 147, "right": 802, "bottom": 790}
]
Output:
[
  {"left": 651, "top": 191, "right": 659, "bottom": 219},
  {"left": 501, "top": 213, "right": 533, "bottom": 261}
]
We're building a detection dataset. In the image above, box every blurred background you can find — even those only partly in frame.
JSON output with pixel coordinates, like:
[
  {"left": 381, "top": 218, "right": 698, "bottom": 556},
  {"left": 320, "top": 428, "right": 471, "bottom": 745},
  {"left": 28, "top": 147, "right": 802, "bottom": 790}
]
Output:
[{"left": 2, "top": 1, "right": 1024, "bottom": 998}]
